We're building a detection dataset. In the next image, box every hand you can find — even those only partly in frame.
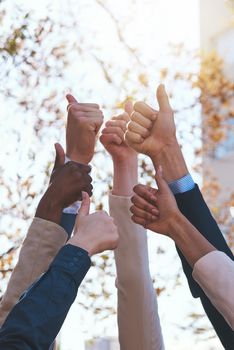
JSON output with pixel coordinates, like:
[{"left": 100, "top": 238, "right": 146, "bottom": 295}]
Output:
[
  {"left": 66, "top": 94, "right": 104, "bottom": 164},
  {"left": 100, "top": 101, "right": 136, "bottom": 163},
  {"left": 36, "top": 143, "right": 93, "bottom": 224},
  {"left": 100, "top": 102, "right": 138, "bottom": 196},
  {"left": 130, "top": 166, "right": 181, "bottom": 236},
  {"left": 68, "top": 192, "right": 119, "bottom": 256},
  {"left": 125, "top": 84, "right": 176, "bottom": 158}
]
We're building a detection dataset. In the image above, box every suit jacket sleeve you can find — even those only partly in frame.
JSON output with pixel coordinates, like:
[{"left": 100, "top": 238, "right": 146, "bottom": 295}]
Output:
[
  {"left": 193, "top": 251, "right": 234, "bottom": 330},
  {"left": 109, "top": 194, "right": 164, "bottom": 350},
  {"left": 175, "top": 184, "right": 234, "bottom": 349}
]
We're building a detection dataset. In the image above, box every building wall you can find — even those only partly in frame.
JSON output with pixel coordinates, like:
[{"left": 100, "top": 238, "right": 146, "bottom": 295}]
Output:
[{"left": 200, "top": 0, "right": 234, "bottom": 209}]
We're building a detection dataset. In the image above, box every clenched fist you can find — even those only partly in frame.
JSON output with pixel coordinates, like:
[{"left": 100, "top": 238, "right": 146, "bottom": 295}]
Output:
[
  {"left": 66, "top": 94, "right": 104, "bottom": 164},
  {"left": 100, "top": 101, "right": 136, "bottom": 163}
]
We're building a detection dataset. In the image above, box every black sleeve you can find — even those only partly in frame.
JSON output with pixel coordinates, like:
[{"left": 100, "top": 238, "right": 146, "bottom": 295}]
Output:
[{"left": 175, "top": 184, "right": 234, "bottom": 349}]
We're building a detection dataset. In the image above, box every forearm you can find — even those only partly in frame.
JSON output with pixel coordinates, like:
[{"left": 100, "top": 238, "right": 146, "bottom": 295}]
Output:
[
  {"left": 169, "top": 214, "right": 216, "bottom": 268},
  {"left": 151, "top": 141, "right": 188, "bottom": 182},
  {"left": 0, "top": 245, "right": 91, "bottom": 349},
  {"left": 112, "top": 156, "right": 138, "bottom": 196},
  {"left": 110, "top": 195, "right": 164, "bottom": 350},
  {"left": 0, "top": 218, "right": 67, "bottom": 327},
  {"left": 35, "top": 195, "right": 63, "bottom": 225}
]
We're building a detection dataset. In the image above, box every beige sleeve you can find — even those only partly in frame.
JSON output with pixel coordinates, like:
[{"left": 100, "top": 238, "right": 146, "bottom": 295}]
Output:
[
  {"left": 192, "top": 250, "right": 234, "bottom": 330},
  {"left": 0, "top": 217, "right": 67, "bottom": 326},
  {"left": 109, "top": 194, "right": 164, "bottom": 350}
]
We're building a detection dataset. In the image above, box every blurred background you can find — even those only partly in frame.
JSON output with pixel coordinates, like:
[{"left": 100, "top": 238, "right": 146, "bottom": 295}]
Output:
[{"left": 0, "top": 0, "right": 234, "bottom": 349}]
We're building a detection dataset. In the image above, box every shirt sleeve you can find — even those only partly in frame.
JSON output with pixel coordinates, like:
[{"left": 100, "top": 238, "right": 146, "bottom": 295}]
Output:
[
  {"left": 0, "top": 217, "right": 68, "bottom": 327},
  {"left": 168, "top": 174, "right": 195, "bottom": 195},
  {"left": 0, "top": 244, "right": 91, "bottom": 350},
  {"left": 109, "top": 194, "right": 164, "bottom": 350},
  {"left": 192, "top": 251, "right": 234, "bottom": 330}
]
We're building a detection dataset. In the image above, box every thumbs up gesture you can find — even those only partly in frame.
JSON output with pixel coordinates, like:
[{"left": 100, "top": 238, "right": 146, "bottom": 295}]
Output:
[
  {"left": 66, "top": 94, "right": 104, "bottom": 164},
  {"left": 125, "top": 84, "right": 176, "bottom": 158},
  {"left": 68, "top": 192, "right": 119, "bottom": 256}
]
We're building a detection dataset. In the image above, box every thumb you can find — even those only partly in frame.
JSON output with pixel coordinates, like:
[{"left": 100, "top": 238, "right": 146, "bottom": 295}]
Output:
[
  {"left": 156, "top": 84, "right": 172, "bottom": 112},
  {"left": 66, "top": 94, "right": 78, "bottom": 104},
  {"left": 78, "top": 192, "right": 90, "bottom": 218},
  {"left": 124, "top": 100, "right": 133, "bottom": 116},
  {"left": 53, "top": 143, "right": 65, "bottom": 171},
  {"left": 155, "top": 165, "right": 169, "bottom": 192}
]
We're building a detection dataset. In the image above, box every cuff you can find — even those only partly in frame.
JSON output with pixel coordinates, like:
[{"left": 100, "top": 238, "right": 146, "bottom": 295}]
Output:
[
  {"left": 168, "top": 174, "right": 195, "bottom": 194},
  {"left": 51, "top": 244, "right": 91, "bottom": 284}
]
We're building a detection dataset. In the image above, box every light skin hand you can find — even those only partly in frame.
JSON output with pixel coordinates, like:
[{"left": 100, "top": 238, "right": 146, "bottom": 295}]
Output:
[
  {"left": 66, "top": 94, "right": 104, "bottom": 164},
  {"left": 68, "top": 192, "right": 119, "bottom": 256},
  {"left": 100, "top": 102, "right": 138, "bottom": 196},
  {"left": 125, "top": 84, "right": 188, "bottom": 182},
  {"left": 131, "top": 167, "right": 216, "bottom": 267}
]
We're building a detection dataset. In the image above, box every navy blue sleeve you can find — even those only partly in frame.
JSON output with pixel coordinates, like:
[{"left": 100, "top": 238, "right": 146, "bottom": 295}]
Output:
[
  {"left": 0, "top": 244, "right": 91, "bottom": 350},
  {"left": 60, "top": 213, "right": 77, "bottom": 239},
  {"left": 175, "top": 184, "right": 234, "bottom": 349}
]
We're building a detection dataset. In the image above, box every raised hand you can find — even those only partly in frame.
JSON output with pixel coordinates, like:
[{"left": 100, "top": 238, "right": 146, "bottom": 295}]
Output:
[
  {"left": 66, "top": 94, "right": 104, "bottom": 164},
  {"left": 130, "top": 166, "right": 180, "bottom": 236},
  {"left": 100, "top": 101, "right": 136, "bottom": 163},
  {"left": 36, "top": 143, "right": 93, "bottom": 224},
  {"left": 125, "top": 84, "right": 176, "bottom": 158},
  {"left": 100, "top": 102, "right": 138, "bottom": 196},
  {"left": 68, "top": 192, "right": 119, "bottom": 256}
]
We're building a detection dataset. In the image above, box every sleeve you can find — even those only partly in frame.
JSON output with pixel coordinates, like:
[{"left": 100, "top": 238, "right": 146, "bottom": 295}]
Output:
[
  {"left": 175, "top": 185, "right": 234, "bottom": 349},
  {"left": 0, "top": 217, "right": 68, "bottom": 327},
  {"left": 0, "top": 244, "right": 91, "bottom": 350},
  {"left": 109, "top": 194, "right": 164, "bottom": 350},
  {"left": 193, "top": 251, "right": 234, "bottom": 330}
]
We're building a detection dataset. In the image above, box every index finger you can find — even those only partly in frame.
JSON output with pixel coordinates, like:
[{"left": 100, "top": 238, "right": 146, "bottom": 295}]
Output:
[{"left": 134, "top": 101, "right": 158, "bottom": 121}]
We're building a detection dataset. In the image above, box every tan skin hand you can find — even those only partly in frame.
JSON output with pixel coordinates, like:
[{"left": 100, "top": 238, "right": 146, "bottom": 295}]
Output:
[
  {"left": 66, "top": 94, "right": 104, "bottom": 164},
  {"left": 125, "top": 84, "right": 177, "bottom": 158},
  {"left": 100, "top": 102, "right": 138, "bottom": 196}
]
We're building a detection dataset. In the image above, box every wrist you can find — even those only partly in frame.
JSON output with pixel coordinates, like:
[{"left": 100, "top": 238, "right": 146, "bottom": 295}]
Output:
[
  {"left": 66, "top": 152, "right": 91, "bottom": 165},
  {"left": 35, "top": 195, "right": 63, "bottom": 225},
  {"left": 168, "top": 211, "right": 187, "bottom": 238},
  {"left": 67, "top": 236, "right": 94, "bottom": 256},
  {"left": 151, "top": 140, "right": 188, "bottom": 183}
]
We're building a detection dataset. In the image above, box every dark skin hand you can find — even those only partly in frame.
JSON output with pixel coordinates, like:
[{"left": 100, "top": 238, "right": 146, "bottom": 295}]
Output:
[{"left": 35, "top": 143, "right": 93, "bottom": 225}]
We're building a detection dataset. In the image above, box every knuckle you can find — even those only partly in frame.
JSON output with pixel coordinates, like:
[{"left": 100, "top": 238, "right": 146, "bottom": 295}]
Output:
[
  {"left": 68, "top": 104, "right": 77, "bottom": 114},
  {"left": 133, "top": 101, "right": 143, "bottom": 111}
]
